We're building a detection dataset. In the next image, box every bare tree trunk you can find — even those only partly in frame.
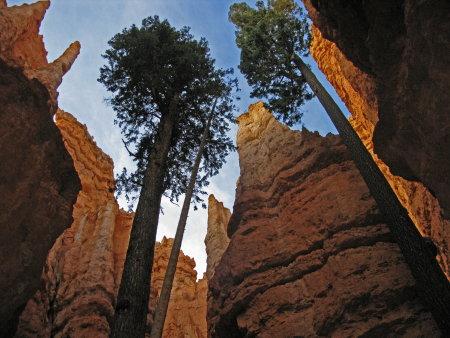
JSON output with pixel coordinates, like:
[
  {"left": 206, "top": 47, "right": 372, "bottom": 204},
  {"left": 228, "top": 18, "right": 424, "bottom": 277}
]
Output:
[
  {"left": 293, "top": 55, "right": 450, "bottom": 332},
  {"left": 111, "top": 97, "right": 179, "bottom": 338},
  {"left": 149, "top": 100, "right": 217, "bottom": 338}
]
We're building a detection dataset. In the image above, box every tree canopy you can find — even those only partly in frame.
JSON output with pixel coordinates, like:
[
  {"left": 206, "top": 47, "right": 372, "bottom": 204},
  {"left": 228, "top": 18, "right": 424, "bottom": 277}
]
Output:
[
  {"left": 98, "top": 16, "right": 237, "bottom": 209},
  {"left": 229, "top": 0, "right": 312, "bottom": 126}
]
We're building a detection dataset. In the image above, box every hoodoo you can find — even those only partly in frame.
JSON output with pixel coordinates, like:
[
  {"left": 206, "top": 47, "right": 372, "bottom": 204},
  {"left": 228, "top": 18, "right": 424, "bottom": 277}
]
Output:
[
  {"left": 205, "top": 195, "right": 231, "bottom": 280},
  {"left": 208, "top": 103, "right": 439, "bottom": 337}
]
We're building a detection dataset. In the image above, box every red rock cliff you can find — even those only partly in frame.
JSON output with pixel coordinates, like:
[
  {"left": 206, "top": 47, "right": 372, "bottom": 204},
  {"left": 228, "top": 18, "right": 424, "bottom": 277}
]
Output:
[
  {"left": 304, "top": 0, "right": 450, "bottom": 276},
  {"left": 17, "top": 111, "right": 206, "bottom": 337},
  {"left": 0, "top": 1, "right": 80, "bottom": 334},
  {"left": 208, "top": 103, "right": 438, "bottom": 337},
  {"left": 205, "top": 195, "right": 231, "bottom": 280}
]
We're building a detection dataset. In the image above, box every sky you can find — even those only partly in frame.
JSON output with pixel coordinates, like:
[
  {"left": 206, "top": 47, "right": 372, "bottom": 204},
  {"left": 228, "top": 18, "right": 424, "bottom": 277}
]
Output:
[{"left": 9, "top": 0, "right": 348, "bottom": 277}]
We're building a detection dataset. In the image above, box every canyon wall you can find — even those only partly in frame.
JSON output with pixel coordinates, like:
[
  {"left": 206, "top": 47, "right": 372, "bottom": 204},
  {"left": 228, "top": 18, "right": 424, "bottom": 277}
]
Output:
[
  {"left": 208, "top": 103, "right": 439, "bottom": 337},
  {"left": 204, "top": 195, "right": 231, "bottom": 280},
  {"left": 17, "top": 111, "right": 207, "bottom": 337},
  {"left": 0, "top": 1, "right": 80, "bottom": 334},
  {"left": 150, "top": 238, "right": 207, "bottom": 338},
  {"left": 305, "top": 0, "right": 450, "bottom": 276}
]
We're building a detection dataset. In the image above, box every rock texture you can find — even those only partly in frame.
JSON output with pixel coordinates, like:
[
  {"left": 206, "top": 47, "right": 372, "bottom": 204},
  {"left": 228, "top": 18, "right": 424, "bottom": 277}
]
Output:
[
  {"left": 0, "top": 0, "right": 80, "bottom": 103},
  {"left": 305, "top": 0, "right": 450, "bottom": 276},
  {"left": 208, "top": 103, "right": 439, "bottom": 337},
  {"left": 150, "top": 238, "right": 207, "bottom": 338},
  {"left": 0, "top": 1, "right": 80, "bottom": 335},
  {"left": 17, "top": 111, "right": 207, "bottom": 338},
  {"left": 205, "top": 195, "right": 231, "bottom": 280}
]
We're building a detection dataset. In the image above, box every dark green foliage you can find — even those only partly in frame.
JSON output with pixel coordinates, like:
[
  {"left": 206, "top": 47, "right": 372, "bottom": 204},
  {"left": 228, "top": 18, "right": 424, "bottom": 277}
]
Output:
[
  {"left": 98, "top": 16, "right": 237, "bottom": 210},
  {"left": 229, "top": 0, "right": 312, "bottom": 126}
]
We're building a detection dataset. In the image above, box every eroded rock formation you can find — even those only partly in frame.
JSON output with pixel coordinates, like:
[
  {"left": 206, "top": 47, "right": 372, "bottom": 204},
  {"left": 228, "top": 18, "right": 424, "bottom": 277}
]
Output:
[
  {"left": 0, "top": 0, "right": 80, "bottom": 103},
  {"left": 205, "top": 195, "right": 231, "bottom": 280},
  {"left": 305, "top": 0, "right": 450, "bottom": 276},
  {"left": 208, "top": 103, "right": 439, "bottom": 337},
  {"left": 0, "top": 1, "right": 80, "bottom": 334},
  {"left": 17, "top": 111, "right": 206, "bottom": 337},
  {"left": 150, "top": 238, "right": 207, "bottom": 338}
]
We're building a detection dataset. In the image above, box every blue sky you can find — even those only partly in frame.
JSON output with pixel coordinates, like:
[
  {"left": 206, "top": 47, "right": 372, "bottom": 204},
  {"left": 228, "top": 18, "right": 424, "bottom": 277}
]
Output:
[{"left": 9, "top": 0, "right": 347, "bottom": 276}]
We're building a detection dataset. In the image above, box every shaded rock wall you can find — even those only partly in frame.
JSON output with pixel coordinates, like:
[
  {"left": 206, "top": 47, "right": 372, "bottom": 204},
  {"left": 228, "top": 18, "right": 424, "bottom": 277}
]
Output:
[
  {"left": 208, "top": 103, "right": 439, "bottom": 337},
  {"left": 305, "top": 0, "right": 450, "bottom": 276},
  {"left": 0, "top": 1, "right": 80, "bottom": 334},
  {"left": 17, "top": 111, "right": 207, "bottom": 338},
  {"left": 204, "top": 195, "right": 231, "bottom": 280}
]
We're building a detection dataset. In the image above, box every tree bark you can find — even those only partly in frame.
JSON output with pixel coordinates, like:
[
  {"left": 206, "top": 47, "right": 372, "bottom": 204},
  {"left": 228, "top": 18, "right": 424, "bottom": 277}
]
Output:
[
  {"left": 293, "top": 55, "right": 450, "bottom": 332},
  {"left": 149, "top": 100, "right": 217, "bottom": 338},
  {"left": 111, "top": 97, "right": 179, "bottom": 338}
]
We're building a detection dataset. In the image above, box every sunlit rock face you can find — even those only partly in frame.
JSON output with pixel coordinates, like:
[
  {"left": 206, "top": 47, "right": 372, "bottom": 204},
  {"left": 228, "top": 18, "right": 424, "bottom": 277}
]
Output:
[
  {"left": 0, "top": 0, "right": 80, "bottom": 103},
  {"left": 208, "top": 103, "right": 438, "bottom": 337},
  {"left": 16, "top": 110, "right": 126, "bottom": 337},
  {"left": 17, "top": 111, "right": 207, "bottom": 338},
  {"left": 0, "top": 1, "right": 80, "bottom": 334},
  {"left": 205, "top": 195, "right": 231, "bottom": 280},
  {"left": 305, "top": 0, "right": 450, "bottom": 277},
  {"left": 149, "top": 237, "right": 207, "bottom": 338}
]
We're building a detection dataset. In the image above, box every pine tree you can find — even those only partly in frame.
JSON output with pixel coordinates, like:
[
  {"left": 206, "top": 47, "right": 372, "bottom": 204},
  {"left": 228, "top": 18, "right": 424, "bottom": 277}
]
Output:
[
  {"left": 229, "top": 0, "right": 450, "bottom": 331},
  {"left": 98, "top": 16, "right": 236, "bottom": 337}
]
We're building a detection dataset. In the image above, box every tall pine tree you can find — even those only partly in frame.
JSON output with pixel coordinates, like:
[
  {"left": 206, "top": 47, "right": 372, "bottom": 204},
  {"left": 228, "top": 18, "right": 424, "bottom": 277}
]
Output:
[{"left": 98, "top": 16, "right": 236, "bottom": 337}]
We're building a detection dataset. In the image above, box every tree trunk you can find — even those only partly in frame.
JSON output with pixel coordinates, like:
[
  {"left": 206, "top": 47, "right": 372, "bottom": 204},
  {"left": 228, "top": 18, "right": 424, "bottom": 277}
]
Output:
[
  {"left": 293, "top": 55, "right": 450, "bottom": 332},
  {"left": 149, "top": 100, "right": 217, "bottom": 338},
  {"left": 111, "top": 97, "right": 179, "bottom": 338}
]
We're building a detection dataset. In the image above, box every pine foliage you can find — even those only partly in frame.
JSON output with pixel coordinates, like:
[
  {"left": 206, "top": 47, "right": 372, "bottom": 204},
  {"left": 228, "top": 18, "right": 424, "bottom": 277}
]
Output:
[
  {"left": 98, "top": 16, "right": 237, "bottom": 209},
  {"left": 229, "top": 0, "right": 312, "bottom": 126}
]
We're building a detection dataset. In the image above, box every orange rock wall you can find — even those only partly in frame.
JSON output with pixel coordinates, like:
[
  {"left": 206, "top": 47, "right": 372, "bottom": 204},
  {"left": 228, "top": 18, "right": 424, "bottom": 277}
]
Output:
[
  {"left": 305, "top": 1, "right": 450, "bottom": 277},
  {"left": 310, "top": 26, "right": 450, "bottom": 277},
  {"left": 204, "top": 195, "right": 231, "bottom": 280},
  {"left": 0, "top": 1, "right": 80, "bottom": 334},
  {"left": 150, "top": 238, "right": 207, "bottom": 338},
  {"left": 17, "top": 111, "right": 207, "bottom": 337},
  {"left": 0, "top": 0, "right": 80, "bottom": 103},
  {"left": 208, "top": 103, "right": 438, "bottom": 336}
]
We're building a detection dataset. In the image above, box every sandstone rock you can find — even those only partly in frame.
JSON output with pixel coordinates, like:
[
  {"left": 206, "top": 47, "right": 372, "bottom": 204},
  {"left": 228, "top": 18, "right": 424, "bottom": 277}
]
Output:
[
  {"left": 309, "top": 17, "right": 450, "bottom": 277},
  {"left": 204, "top": 195, "right": 231, "bottom": 280},
  {"left": 17, "top": 111, "right": 206, "bottom": 338},
  {"left": 17, "top": 109, "right": 122, "bottom": 337},
  {"left": 24, "top": 41, "right": 80, "bottom": 104},
  {"left": 304, "top": 0, "right": 450, "bottom": 275},
  {"left": 149, "top": 237, "right": 207, "bottom": 338},
  {"left": 0, "top": 2, "right": 80, "bottom": 335},
  {"left": 0, "top": 1, "right": 49, "bottom": 70},
  {"left": 208, "top": 103, "right": 439, "bottom": 337},
  {"left": 0, "top": 0, "right": 80, "bottom": 103}
]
